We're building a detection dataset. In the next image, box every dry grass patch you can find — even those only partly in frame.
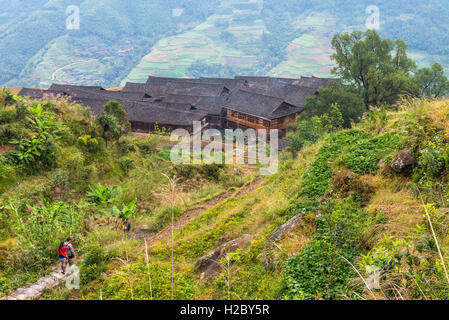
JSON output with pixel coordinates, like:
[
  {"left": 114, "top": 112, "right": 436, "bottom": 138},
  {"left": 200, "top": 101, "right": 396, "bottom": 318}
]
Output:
[{"left": 367, "top": 177, "right": 423, "bottom": 240}]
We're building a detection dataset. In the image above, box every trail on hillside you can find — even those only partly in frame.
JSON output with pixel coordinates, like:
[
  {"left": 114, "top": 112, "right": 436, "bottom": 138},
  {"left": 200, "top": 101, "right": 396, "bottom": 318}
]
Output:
[
  {"left": 2, "top": 264, "right": 78, "bottom": 300},
  {"left": 136, "top": 176, "right": 265, "bottom": 244}
]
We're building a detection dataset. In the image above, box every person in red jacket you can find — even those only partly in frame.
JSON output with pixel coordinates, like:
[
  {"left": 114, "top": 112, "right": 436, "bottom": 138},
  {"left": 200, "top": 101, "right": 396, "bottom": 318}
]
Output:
[{"left": 58, "top": 242, "right": 70, "bottom": 274}]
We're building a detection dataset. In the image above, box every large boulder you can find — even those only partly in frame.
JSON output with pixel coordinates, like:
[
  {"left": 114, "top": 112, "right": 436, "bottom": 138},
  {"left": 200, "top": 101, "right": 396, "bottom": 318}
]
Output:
[
  {"left": 259, "top": 214, "right": 306, "bottom": 270},
  {"left": 390, "top": 149, "right": 417, "bottom": 174},
  {"left": 195, "top": 234, "right": 252, "bottom": 281}
]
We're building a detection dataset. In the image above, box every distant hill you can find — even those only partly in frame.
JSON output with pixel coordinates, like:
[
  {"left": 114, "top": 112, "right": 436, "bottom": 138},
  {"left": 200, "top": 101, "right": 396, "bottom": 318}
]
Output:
[{"left": 2, "top": 0, "right": 449, "bottom": 88}]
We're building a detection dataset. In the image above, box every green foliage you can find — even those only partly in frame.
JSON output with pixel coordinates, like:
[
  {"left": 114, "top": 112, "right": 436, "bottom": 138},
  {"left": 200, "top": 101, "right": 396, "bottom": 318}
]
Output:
[
  {"left": 146, "top": 205, "right": 182, "bottom": 233},
  {"left": 118, "top": 157, "right": 135, "bottom": 176},
  {"left": 79, "top": 243, "right": 110, "bottom": 285},
  {"left": 108, "top": 199, "right": 137, "bottom": 219},
  {"left": 0, "top": 123, "right": 24, "bottom": 145},
  {"left": 417, "top": 138, "right": 445, "bottom": 179},
  {"left": 414, "top": 63, "right": 449, "bottom": 98},
  {"left": 0, "top": 88, "right": 15, "bottom": 107},
  {"left": 77, "top": 135, "right": 104, "bottom": 154},
  {"left": 303, "top": 82, "right": 366, "bottom": 127},
  {"left": 0, "top": 108, "right": 16, "bottom": 124},
  {"left": 288, "top": 103, "right": 344, "bottom": 155},
  {"left": 97, "top": 113, "right": 120, "bottom": 143},
  {"left": 296, "top": 130, "right": 369, "bottom": 202},
  {"left": 331, "top": 30, "right": 418, "bottom": 106},
  {"left": 0, "top": 198, "right": 86, "bottom": 272},
  {"left": 340, "top": 133, "right": 401, "bottom": 175},
  {"left": 87, "top": 184, "right": 120, "bottom": 205},
  {"left": 10, "top": 103, "right": 60, "bottom": 170},
  {"left": 103, "top": 100, "right": 131, "bottom": 134},
  {"left": 360, "top": 237, "right": 412, "bottom": 272},
  {"left": 101, "top": 261, "right": 196, "bottom": 300},
  {"left": 284, "top": 199, "right": 369, "bottom": 299}
]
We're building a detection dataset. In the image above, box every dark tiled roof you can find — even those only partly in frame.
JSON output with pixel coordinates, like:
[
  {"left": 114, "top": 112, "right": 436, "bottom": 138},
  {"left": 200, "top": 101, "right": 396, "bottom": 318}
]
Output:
[
  {"left": 49, "top": 84, "right": 105, "bottom": 93},
  {"left": 146, "top": 76, "right": 195, "bottom": 85},
  {"left": 18, "top": 88, "right": 68, "bottom": 99},
  {"left": 70, "top": 96, "right": 206, "bottom": 127},
  {"left": 165, "top": 81, "right": 230, "bottom": 97},
  {"left": 122, "top": 101, "right": 207, "bottom": 126},
  {"left": 224, "top": 89, "right": 303, "bottom": 120},
  {"left": 198, "top": 78, "right": 247, "bottom": 91},
  {"left": 164, "top": 94, "right": 224, "bottom": 114},
  {"left": 24, "top": 74, "right": 335, "bottom": 128},
  {"left": 122, "top": 82, "right": 167, "bottom": 97},
  {"left": 243, "top": 83, "right": 318, "bottom": 107}
]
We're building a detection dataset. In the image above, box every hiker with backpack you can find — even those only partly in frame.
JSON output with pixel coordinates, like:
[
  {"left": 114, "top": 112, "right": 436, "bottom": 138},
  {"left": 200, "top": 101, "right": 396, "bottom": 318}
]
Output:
[
  {"left": 57, "top": 242, "right": 70, "bottom": 274},
  {"left": 64, "top": 237, "right": 76, "bottom": 266},
  {"left": 122, "top": 218, "right": 131, "bottom": 240}
]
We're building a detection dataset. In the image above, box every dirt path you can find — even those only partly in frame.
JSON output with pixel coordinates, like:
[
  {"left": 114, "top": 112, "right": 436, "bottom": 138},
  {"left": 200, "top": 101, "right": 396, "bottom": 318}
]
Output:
[
  {"left": 51, "top": 59, "right": 95, "bottom": 81},
  {"left": 138, "top": 176, "right": 265, "bottom": 244},
  {"left": 2, "top": 264, "right": 77, "bottom": 300}
]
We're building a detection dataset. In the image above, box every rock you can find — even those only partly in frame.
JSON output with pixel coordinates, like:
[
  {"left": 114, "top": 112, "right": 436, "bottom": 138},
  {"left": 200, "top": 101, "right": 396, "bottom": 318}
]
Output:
[
  {"left": 195, "top": 234, "right": 252, "bottom": 281},
  {"left": 259, "top": 214, "right": 305, "bottom": 270},
  {"left": 390, "top": 149, "right": 417, "bottom": 174}
]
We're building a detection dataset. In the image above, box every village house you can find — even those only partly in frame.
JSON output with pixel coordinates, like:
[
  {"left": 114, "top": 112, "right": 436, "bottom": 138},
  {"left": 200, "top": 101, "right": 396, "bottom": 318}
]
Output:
[{"left": 18, "top": 75, "right": 338, "bottom": 135}]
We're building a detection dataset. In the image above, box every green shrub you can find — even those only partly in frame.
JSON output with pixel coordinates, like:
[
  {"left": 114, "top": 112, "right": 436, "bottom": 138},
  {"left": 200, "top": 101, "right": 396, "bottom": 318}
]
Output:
[
  {"left": 0, "top": 276, "right": 14, "bottom": 295},
  {"left": 0, "top": 123, "right": 25, "bottom": 145},
  {"left": 80, "top": 243, "right": 110, "bottom": 284},
  {"left": 86, "top": 183, "right": 120, "bottom": 205},
  {"left": 0, "top": 108, "right": 17, "bottom": 124},
  {"left": 118, "top": 157, "right": 135, "bottom": 176},
  {"left": 77, "top": 135, "right": 104, "bottom": 154},
  {"left": 283, "top": 199, "right": 369, "bottom": 299},
  {"left": 0, "top": 89, "right": 15, "bottom": 107},
  {"left": 146, "top": 205, "right": 182, "bottom": 233},
  {"left": 418, "top": 139, "right": 444, "bottom": 179},
  {"left": 0, "top": 163, "right": 16, "bottom": 192},
  {"left": 340, "top": 132, "right": 401, "bottom": 175},
  {"left": 48, "top": 169, "right": 70, "bottom": 194}
]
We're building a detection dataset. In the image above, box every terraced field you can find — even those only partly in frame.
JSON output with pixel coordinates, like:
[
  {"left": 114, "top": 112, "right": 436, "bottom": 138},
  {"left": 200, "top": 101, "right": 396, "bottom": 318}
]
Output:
[
  {"left": 122, "top": 2, "right": 268, "bottom": 84},
  {"left": 269, "top": 13, "right": 336, "bottom": 78},
  {"left": 17, "top": 35, "right": 154, "bottom": 88}
]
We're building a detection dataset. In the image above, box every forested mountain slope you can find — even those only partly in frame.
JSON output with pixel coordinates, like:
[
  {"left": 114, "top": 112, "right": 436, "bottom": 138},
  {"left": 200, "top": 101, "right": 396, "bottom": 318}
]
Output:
[{"left": 2, "top": 0, "right": 449, "bottom": 88}]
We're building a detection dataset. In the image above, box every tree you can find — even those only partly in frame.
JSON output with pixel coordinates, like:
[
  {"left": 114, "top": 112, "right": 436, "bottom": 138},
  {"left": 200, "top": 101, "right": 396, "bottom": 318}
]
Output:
[
  {"left": 97, "top": 113, "right": 120, "bottom": 144},
  {"left": 302, "top": 82, "right": 365, "bottom": 128},
  {"left": 103, "top": 100, "right": 131, "bottom": 135},
  {"left": 97, "top": 100, "right": 130, "bottom": 144},
  {"left": 414, "top": 63, "right": 449, "bottom": 98},
  {"left": 331, "top": 30, "right": 417, "bottom": 107}
]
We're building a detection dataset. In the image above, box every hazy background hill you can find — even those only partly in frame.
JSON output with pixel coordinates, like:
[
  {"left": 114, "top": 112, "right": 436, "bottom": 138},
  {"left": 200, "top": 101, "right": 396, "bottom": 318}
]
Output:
[{"left": 1, "top": 0, "right": 449, "bottom": 88}]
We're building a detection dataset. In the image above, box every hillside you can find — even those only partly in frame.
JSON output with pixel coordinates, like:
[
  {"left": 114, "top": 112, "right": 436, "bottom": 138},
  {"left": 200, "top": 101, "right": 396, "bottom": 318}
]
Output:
[
  {"left": 3, "top": 85, "right": 449, "bottom": 299},
  {"left": 71, "top": 97, "right": 449, "bottom": 300},
  {"left": 2, "top": 0, "right": 449, "bottom": 87}
]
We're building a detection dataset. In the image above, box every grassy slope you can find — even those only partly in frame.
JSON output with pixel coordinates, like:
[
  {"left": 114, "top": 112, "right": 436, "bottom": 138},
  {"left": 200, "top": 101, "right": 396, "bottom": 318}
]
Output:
[{"left": 59, "top": 98, "right": 449, "bottom": 300}]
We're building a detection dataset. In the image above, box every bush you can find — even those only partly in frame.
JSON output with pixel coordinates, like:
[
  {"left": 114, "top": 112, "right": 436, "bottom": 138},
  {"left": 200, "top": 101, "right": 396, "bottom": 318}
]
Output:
[
  {"left": 77, "top": 135, "right": 104, "bottom": 154},
  {"left": 418, "top": 139, "right": 444, "bottom": 179},
  {"left": 0, "top": 163, "right": 16, "bottom": 192},
  {"left": 80, "top": 243, "right": 110, "bottom": 284},
  {"left": 340, "top": 132, "right": 401, "bottom": 175},
  {"left": 48, "top": 169, "right": 70, "bottom": 194},
  {"left": 118, "top": 157, "right": 135, "bottom": 176},
  {"left": 0, "top": 123, "right": 24, "bottom": 145},
  {"left": 283, "top": 199, "right": 369, "bottom": 299},
  {"left": 0, "top": 108, "right": 17, "bottom": 125},
  {"left": 146, "top": 205, "right": 182, "bottom": 233}
]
